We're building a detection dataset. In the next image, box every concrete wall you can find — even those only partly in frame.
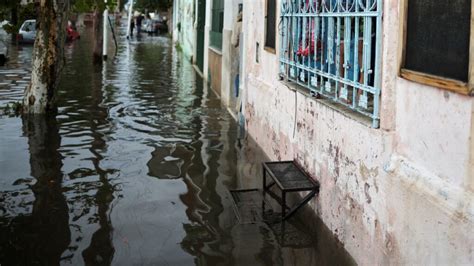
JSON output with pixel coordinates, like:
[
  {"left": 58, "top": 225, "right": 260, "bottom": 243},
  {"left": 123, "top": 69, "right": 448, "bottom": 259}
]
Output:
[
  {"left": 202, "top": 0, "right": 212, "bottom": 81},
  {"left": 206, "top": 0, "right": 223, "bottom": 96},
  {"left": 241, "top": 0, "right": 474, "bottom": 264},
  {"left": 173, "top": 0, "right": 196, "bottom": 62},
  {"left": 174, "top": 0, "right": 241, "bottom": 95},
  {"left": 220, "top": 0, "right": 243, "bottom": 115},
  {"left": 208, "top": 48, "right": 222, "bottom": 96}
]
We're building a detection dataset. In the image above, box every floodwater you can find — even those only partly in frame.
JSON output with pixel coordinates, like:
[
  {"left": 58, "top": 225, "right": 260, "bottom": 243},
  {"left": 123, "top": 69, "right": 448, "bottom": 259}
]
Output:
[{"left": 0, "top": 24, "right": 355, "bottom": 265}]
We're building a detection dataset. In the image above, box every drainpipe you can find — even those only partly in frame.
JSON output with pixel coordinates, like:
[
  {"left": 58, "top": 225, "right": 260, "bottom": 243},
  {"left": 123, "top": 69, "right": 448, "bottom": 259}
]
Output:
[
  {"left": 126, "top": 0, "right": 134, "bottom": 39},
  {"left": 103, "top": 0, "right": 108, "bottom": 60}
]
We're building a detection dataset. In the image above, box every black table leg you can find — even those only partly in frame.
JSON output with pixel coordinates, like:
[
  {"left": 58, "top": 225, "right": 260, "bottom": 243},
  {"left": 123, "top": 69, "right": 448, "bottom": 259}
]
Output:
[
  {"left": 283, "top": 190, "right": 317, "bottom": 220},
  {"left": 263, "top": 168, "right": 266, "bottom": 191},
  {"left": 282, "top": 190, "right": 286, "bottom": 218}
]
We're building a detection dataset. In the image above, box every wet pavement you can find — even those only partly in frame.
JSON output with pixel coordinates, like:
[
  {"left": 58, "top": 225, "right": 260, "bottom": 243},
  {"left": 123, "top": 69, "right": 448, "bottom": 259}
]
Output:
[{"left": 0, "top": 24, "right": 355, "bottom": 265}]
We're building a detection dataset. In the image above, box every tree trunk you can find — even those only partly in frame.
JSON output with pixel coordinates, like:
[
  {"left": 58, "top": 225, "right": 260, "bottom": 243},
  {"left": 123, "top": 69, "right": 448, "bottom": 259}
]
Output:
[
  {"left": 23, "top": 0, "right": 69, "bottom": 114},
  {"left": 92, "top": 9, "right": 103, "bottom": 64}
]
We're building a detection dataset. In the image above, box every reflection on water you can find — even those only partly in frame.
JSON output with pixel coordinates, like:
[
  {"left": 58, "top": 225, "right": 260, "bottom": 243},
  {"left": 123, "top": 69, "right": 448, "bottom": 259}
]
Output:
[
  {"left": 0, "top": 24, "right": 355, "bottom": 265},
  {"left": 0, "top": 114, "right": 70, "bottom": 265},
  {"left": 0, "top": 42, "right": 33, "bottom": 107}
]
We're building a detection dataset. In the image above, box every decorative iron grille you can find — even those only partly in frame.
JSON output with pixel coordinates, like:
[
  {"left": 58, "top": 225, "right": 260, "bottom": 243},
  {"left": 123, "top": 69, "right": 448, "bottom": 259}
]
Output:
[{"left": 279, "top": 0, "right": 383, "bottom": 128}]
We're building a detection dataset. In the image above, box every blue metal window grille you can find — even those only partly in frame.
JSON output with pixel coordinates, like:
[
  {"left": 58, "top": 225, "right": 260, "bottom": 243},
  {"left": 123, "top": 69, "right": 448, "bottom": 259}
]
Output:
[{"left": 279, "top": 0, "right": 383, "bottom": 128}]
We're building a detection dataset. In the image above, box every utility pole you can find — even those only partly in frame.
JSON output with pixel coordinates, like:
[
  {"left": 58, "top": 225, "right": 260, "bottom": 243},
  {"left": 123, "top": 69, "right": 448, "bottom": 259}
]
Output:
[
  {"left": 103, "top": 0, "right": 108, "bottom": 60},
  {"left": 126, "top": 0, "right": 134, "bottom": 39}
]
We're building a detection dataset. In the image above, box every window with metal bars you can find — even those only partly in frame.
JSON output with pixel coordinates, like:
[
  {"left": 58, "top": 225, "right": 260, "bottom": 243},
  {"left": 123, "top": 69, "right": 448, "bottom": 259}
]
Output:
[
  {"left": 279, "top": 0, "right": 383, "bottom": 128},
  {"left": 210, "top": 0, "right": 225, "bottom": 50}
]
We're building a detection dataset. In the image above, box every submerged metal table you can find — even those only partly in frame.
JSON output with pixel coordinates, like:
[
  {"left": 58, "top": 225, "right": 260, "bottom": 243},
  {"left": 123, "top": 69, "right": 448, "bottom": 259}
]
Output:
[{"left": 263, "top": 161, "right": 319, "bottom": 220}]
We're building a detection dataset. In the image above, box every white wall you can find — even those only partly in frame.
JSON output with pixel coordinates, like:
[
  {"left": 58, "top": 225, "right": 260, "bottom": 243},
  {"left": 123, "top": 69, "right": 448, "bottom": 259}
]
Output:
[
  {"left": 220, "top": 0, "right": 243, "bottom": 113},
  {"left": 203, "top": 0, "right": 212, "bottom": 81}
]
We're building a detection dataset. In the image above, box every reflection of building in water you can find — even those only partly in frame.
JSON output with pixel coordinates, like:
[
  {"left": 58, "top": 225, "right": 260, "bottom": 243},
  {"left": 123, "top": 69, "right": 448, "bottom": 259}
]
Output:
[
  {"left": 147, "top": 144, "right": 194, "bottom": 179},
  {"left": 0, "top": 115, "right": 70, "bottom": 265},
  {"left": 166, "top": 60, "right": 238, "bottom": 263},
  {"left": 81, "top": 63, "right": 116, "bottom": 265},
  {"left": 81, "top": 175, "right": 115, "bottom": 265}
]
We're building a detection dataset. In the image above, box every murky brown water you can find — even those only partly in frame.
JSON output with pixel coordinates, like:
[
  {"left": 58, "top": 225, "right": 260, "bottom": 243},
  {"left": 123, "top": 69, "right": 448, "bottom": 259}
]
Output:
[{"left": 0, "top": 24, "right": 355, "bottom": 265}]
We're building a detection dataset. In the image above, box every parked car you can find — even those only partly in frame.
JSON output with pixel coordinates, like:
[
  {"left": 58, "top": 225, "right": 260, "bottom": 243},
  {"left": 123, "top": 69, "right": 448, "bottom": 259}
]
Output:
[
  {"left": 17, "top": 19, "right": 80, "bottom": 44},
  {"left": 154, "top": 17, "right": 168, "bottom": 34},
  {"left": 144, "top": 16, "right": 168, "bottom": 35},
  {"left": 17, "top": 19, "right": 36, "bottom": 44}
]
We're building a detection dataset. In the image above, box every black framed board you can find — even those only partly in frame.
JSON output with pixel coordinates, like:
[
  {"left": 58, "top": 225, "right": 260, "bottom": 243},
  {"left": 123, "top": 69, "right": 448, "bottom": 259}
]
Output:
[{"left": 404, "top": 0, "right": 471, "bottom": 82}]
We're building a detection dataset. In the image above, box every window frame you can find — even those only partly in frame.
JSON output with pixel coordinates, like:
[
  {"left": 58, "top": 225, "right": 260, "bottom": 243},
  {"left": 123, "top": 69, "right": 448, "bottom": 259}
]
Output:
[
  {"left": 278, "top": 0, "right": 384, "bottom": 128},
  {"left": 264, "top": 0, "right": 277, "bottom": 54},
  {"left": 398, "top": 0, "right": 474, "bottom": 96}
]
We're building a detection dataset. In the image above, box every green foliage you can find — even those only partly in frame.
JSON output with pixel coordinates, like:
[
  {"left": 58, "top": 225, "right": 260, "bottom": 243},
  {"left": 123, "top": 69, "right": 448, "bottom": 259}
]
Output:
[
  {"left": 0, "top": 0, "right": 17, "bottom": 8},
  {"left": 2, "top": 23, "right": 15, "bottom": 34},
  {"left": 135, "top": 0, "right": 173, "bottom": 11},
  {"left": 72, "top": 0, "right": 98, "bottom": 12},
  {"left": 18, "top": 4, "right": 36, "bottom": 23},
  {"left": 175, "top": 42, "right": 182, "bottom": 51},
  {"left": 71, "top": 0, "right": 118, "bottom": 12},
  {"left": 0, "top": 8, "right": 11, "bottom": 21}
]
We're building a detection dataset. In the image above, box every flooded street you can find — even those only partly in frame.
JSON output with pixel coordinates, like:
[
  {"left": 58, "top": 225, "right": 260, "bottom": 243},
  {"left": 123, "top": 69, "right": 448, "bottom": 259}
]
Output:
[{"left": 0, "top": 24, "right": 354, "bottom": 265}]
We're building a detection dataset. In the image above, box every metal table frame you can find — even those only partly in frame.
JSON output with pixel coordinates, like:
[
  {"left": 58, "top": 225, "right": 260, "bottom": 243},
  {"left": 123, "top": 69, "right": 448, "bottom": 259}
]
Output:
[{"left": 263, "top": 161, "right": 319, "bottom": 220}]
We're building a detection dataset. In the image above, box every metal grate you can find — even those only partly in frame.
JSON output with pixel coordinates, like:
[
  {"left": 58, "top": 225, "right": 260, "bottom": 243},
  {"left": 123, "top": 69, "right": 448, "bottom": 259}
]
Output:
[
  {"left": 265, "top": 162, "right": 316, "bottom": 191},
  {"left": 279, "top": 0, "right": 383, "bottom": 128}
]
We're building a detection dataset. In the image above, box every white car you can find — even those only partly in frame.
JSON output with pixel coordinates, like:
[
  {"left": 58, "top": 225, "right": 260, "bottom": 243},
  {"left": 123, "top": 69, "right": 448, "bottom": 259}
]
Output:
[{"left": 18, "top": 19, "right": 36, "bottom": 44}]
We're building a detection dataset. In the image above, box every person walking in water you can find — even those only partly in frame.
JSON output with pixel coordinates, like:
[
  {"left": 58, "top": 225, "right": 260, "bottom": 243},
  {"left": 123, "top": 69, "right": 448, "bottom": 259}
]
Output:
[
  {"left": 136, "top": 13, "right": 144, "bottom": 35},
  {"left": 130, "top": 17, "right": 135, "bottom": 37}
]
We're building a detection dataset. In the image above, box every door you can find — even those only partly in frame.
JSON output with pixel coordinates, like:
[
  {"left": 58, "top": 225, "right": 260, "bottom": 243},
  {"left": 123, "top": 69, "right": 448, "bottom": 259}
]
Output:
[{"left": 196, "top": 0, "right": 206, "bottom": 72}]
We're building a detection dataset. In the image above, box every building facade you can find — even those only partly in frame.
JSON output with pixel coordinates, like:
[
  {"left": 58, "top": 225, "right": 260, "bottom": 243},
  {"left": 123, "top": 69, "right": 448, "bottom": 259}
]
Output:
[
  {"left": 240, "top": 0, "right": 473, "bottom": 264},
  {"left": 173, "top": 0, "right": 474, "bottom": 263},
  {"left": 173, "top": 0, "right": 244, "bottom": 117},
  {"left": 172, "top": 0, "right": 196, "bottom": 63}
]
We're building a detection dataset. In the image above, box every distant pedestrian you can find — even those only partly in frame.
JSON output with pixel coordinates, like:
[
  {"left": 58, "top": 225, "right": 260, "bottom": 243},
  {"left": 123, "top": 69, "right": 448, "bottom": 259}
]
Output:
[
  {"left": 136, "top": 14, "right": 144, "bottom": 34},
  {"left": 130, "top": 19, "right": 135, "bottom": 37}
]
